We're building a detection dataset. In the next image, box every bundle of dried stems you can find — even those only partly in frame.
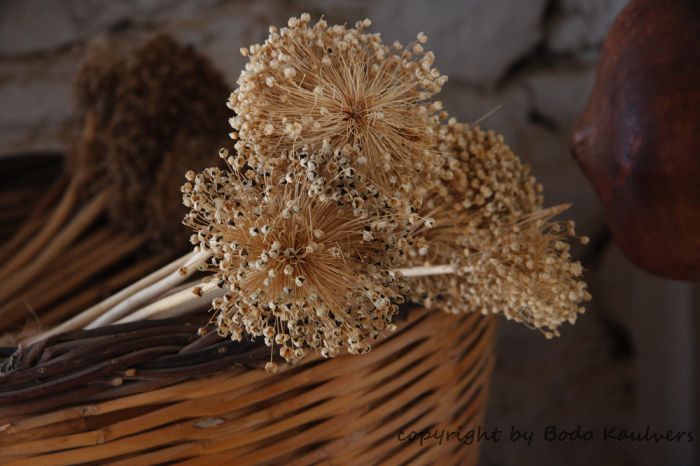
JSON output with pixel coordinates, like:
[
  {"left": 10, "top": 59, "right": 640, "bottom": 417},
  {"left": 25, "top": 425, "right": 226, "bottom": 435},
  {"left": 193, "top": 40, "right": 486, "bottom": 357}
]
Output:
[
  {"left": 0, "top": 153, "right": 64, "bottom": 248},
  {"left": 0, "top": 35, "right": 230, "bottom": 341}
]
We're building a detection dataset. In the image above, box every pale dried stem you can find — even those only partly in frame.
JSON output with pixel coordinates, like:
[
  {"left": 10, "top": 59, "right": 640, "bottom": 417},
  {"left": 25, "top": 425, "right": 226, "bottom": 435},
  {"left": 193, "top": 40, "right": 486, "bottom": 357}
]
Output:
[
  {"left": 0, "top": 190, "right": 108, "bottom": 306},
  {"left": 19, "top": 254, "right": 170, "bottom": 343},
  {"left": 0, "top": 176, "right": 68, "bottom": 265},
  {"left": 0, "top": 180, "right": 80, "bottom": 283},
  {"left": 23, "top": 252, "right": 196, "bottom": 345},
  {"left": 396, "top": 264, "right": 455, "bottom": 277},
  {"left": 85, "top": 250, "right": 211, "bottom": 329},
  {"left": 101, "top": 264, "right": 455, "bottom": 329},
  {"left": 116, "top": 281, "right": 223, "bottom": 323}
]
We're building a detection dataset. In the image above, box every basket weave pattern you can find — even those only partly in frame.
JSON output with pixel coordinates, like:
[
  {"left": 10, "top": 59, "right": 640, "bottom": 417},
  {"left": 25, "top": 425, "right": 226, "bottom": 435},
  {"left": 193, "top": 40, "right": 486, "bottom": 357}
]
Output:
[{"left": 0, "top": 308, "right": 495, "bottom": 465}]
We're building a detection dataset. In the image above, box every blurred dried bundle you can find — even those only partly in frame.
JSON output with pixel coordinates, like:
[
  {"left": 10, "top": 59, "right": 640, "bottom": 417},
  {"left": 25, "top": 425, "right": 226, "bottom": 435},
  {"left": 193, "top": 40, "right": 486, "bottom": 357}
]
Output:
[
  {"left": 406, "top": 121, "right": 590, "bottom": 337},
  {"left": 147, "top": 137, "right": 224, "bottom": 242},
  {"left": 69, "top": 34, "right": 231, "bottom": 243},
  {"left": 0, "top": 34, "right": 230, "bottom": 339},
  {"left": 228, "top": 13, "right": 448, "bottom": 208},
  {"left": 104, "top": 34, "right": 231, "bottom": 243},
  {"left": 70, "top": 39, "right": 124, "bottom": 182}
]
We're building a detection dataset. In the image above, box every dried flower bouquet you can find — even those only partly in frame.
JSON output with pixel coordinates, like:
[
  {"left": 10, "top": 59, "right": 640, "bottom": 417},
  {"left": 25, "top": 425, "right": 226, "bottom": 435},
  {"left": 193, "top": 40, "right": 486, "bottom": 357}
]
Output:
[{"left": 24, "top": 14, "right": 590, "bottom": 371}]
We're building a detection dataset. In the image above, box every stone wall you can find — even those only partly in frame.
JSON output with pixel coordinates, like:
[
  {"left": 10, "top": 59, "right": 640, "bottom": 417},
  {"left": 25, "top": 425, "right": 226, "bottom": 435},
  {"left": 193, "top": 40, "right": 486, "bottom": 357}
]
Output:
[
  {"left": 0, "top": 0, "right": 624, "bottom": 235},
  {"left": 1, "top": 1, "right": 696, "bottom": 465}
]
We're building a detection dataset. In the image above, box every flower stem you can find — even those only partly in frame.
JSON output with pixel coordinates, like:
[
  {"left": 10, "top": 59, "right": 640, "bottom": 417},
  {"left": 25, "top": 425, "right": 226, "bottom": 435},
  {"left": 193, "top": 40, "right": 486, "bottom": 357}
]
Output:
[
  {"left": 96, "top": 263, "right": 458, "bottom": 329},
  {"left": 20, "top": 254, "right": 169, "bottom": 344},
  {"left": 116, "top": 281, "right": 223, "bottom": 323},
  {"left": 0, "top": 179, "right": 80, "bottom": 283},
  {"left": 0, "top": 176, "right": 68, "bottom": 265},
  {"left": 23, "top": 251, "right": 197, "bottom": 345},
  {"left": 396, "top": 264, "right": 455, "bottom": 277},
  {"left": 85, "top": 250, "right": 211, "bottom": 329},
  {"left": 0, "top": 189, "right": 108, "bottom": 306},
  {"left": 0, "top": 231, "right": 146, "bottom": 333}
]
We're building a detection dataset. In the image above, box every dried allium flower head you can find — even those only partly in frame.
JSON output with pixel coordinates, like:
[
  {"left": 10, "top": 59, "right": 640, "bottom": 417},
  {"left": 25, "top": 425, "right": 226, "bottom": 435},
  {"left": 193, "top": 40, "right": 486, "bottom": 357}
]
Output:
[
  {"left": 183, "top": 148, "right": 407, "bottom": 365},
  {"left": 408, "top": 120, "right": 590, "bottom": 337},
  {"left": 434, "top": 119, "right": 543, "bottom": 222},
  {"left": 104, "top": 34, "right": 231, "bottom": 244},
  {"left": 454, "top": 206, "right": 590, "bottom": 337},
  {"left": 229, "top": 14, "right": 448, "bottom": 204}
]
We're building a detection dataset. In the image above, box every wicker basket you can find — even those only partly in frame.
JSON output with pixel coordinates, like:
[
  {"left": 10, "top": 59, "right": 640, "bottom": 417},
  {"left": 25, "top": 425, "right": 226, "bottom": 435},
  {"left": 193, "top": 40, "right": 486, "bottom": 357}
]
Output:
[{"left": 0, "top": 305, "right": 495, "bottom": 465}]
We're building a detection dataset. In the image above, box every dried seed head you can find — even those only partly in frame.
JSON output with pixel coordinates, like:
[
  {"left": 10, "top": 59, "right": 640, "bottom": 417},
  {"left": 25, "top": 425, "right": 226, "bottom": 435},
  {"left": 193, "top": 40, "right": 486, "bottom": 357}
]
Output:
[
  {"left": 184, "top": 162, "right": 406, "bottom": 363},
  {"left": 229, "top": 15, "right": 447, "bottom": 209},
  {"left": 265, "top": 361, "right": 278, "bottom": 373},
  {"left": 407, "top": 121, "right": 590, "bottom": 336}
]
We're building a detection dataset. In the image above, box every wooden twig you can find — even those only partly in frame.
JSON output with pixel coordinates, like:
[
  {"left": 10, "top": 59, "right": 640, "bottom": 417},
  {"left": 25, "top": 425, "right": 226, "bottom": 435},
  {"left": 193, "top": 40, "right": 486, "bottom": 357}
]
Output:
[
  {"left": 85, "top": 376, "right": 189, "bottom": 402},
  {"left": 0, "top": 346, "right": 182, "bottom": 403},
  {"left": 137, "top": 340, "right": 254, "bottom": 370},
  {"left": 179, "top": 329, "right": 221, "bottom": 354},
  {"left": 0, "top": 332, "right": 198, "bottom": 390},
  {"left": 133, "top": 345, "right": 270, "bottom": 378}
]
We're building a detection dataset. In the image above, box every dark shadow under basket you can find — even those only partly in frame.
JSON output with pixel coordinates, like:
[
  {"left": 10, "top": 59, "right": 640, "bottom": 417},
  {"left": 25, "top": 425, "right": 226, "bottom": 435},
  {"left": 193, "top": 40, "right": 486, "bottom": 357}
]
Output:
[{"left": 0, "top": 306, "right": 495, "bottom": 465}]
